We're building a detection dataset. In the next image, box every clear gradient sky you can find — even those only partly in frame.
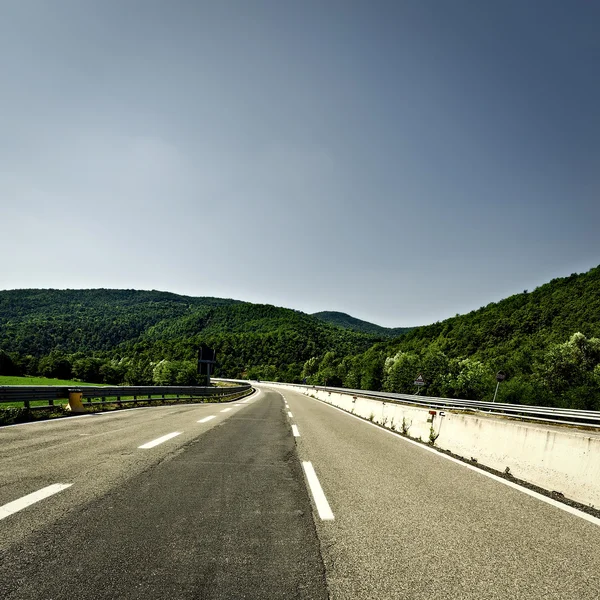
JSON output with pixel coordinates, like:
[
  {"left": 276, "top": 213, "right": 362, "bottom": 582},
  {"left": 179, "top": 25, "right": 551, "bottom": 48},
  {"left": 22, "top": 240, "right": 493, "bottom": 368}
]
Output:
[{"left": 2, "top": 1, "right": 599, "bottom": 326}]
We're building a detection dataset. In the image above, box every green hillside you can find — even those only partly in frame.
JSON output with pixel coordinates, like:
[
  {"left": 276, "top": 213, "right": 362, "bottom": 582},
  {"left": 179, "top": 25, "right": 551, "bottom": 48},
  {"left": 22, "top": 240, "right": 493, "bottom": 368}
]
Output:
[
  {"left": 0, "top": 289, "right": 239, "bottom": 355},
  {"left": 312, "top": 311, "right": 412, "bottom": 337},
  {"left": 0, "top": 289, "right": 379, "bottom": 385},
  {"left": 304, "top": 266, "right": 600, "bottom": 410}
]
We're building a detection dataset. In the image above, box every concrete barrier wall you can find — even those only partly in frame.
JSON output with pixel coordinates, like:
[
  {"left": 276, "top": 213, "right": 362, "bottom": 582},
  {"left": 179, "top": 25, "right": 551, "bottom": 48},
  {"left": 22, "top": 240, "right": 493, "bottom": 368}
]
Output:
[{"left": 275, "top": 384, "right": 600, "bottom": 509}]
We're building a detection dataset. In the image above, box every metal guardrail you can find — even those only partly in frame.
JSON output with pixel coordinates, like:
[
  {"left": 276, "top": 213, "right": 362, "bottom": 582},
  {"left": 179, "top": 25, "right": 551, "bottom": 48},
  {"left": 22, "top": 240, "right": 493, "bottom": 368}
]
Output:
[
  {"left": 0, "top": 384, "right": 252, "bottom": 410},
  {"left": 217, "top": 378, "right": 600, "bottom": 429},
  {"left": 303, "top": 385, "right": 600, "bottom": 428}
]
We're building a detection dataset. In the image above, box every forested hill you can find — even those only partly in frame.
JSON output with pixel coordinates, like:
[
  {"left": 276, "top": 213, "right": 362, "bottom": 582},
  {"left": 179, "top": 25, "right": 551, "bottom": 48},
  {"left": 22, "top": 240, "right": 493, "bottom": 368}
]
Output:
[
  {"left": 0, "top": 289, "right": 240, "bottom": 355},
  {"left": 307, "top": 265, "right": 600, "bottom": 411},
  {"left": 2, "top": 266, "right": 600, "bottom": 411},
  {"left": 312, "top": 311, "right": 412, "bottom": 337},
  {"left": 0, "top": 289, "right": 381, "bottom": 384}
]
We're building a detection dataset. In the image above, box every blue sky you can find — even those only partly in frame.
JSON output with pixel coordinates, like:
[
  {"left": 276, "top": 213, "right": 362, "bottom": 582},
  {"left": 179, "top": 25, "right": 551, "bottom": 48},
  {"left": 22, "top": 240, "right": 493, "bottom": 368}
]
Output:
[{"left": 2, "top": 1, "right": 599, "bottom": 326}]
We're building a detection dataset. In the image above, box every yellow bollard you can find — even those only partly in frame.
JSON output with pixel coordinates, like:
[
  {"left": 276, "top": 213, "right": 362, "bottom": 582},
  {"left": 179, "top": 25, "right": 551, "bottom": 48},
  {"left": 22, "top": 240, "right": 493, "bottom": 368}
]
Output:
[{"left": 66, "top": 389, "right": 85, "bottom": 413}]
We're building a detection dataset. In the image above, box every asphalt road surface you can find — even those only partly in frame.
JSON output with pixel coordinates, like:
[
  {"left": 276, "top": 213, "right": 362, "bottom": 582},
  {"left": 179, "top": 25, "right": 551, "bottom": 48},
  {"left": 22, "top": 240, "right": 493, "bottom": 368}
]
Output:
[{"left": 1, "top": 385, "right": 599, "bottom": 599}]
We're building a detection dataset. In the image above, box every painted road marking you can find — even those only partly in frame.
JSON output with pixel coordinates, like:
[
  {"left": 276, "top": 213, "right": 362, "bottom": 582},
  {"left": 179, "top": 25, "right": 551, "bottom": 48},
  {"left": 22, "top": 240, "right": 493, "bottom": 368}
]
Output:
[
  {"left": 288, "top": 411, "right": 293, "bottom": 418},
  {"left": 304, "top": 393, "right": 600, "bottom": 529},
  {"left": 0, "top": 484, "right": 72, "bottom": 521},
  {"left": 198, "top": 416, "right": 216, "bottom": 423},
  {"left": 240, "top": 389, "right": 260, "bottom": 403},
  {"left": 138, "top": 432, "right": 182, "bottom": 449},
  {"left": 220, "top": 408, "right": 232, "bottom": 413},
  {"left": 234, "top": 404, "right": 243, "bottom": 406},
  {"left": 292, "top": 424, "right": 300, "bottom": 437},
  {"left": 302, "top": 462, "right": 334, "bottom": 521}
]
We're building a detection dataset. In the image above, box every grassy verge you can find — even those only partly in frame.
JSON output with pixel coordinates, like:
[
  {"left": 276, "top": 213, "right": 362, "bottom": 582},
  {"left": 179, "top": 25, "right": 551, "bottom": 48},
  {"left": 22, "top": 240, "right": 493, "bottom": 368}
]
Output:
[
  {"left": 0, "top": 375, "right": 104, "bottom": 386},
  {"left": 0, "top": 375, "right": 106, "bottom": 409}
]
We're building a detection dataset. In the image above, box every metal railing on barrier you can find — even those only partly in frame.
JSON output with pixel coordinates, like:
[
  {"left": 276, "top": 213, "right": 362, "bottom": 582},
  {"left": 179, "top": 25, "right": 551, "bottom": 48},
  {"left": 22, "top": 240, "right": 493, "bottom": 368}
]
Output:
[
  {"left": 0, "top": 384, "right": 252, "bottom": 410},
  {"left": 319, "top": 386, "right": 600, "bottom": 428},
  {"left": 219, "top": 379, "right": 600, "bottom": 429}
]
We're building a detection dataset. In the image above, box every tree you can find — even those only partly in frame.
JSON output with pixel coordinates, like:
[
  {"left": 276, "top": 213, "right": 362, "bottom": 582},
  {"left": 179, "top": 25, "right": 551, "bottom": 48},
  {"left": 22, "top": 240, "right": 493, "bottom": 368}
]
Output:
[
  {"left": 316, "top": 352, "right": 342, "bottom": 386},
  {"left": 442, "top": 358, "right": 492, "bottom": 400},
  {"left": 0, "top": 350, "right": 18, "bottom": 376},
  {"left": 301, "top": 357, "right": 319, "bottom": 382},
  {"left": 536, "top": 332, "right": 600, "bottom": 394},
  {"left": 38, "top": 352, "right": 72, "bottom": 380},
  {"left": 383, "top": 351, "right": 419, "bottom": 393},
  {"left": 124, "top": 359, "right": 153, "bottom": 385},
  {"left": 99, "top": 361, "right": 126, "bottom": 385},
  {"left": 175, "top": 361, "right": 199, "bottom": 385},
  {"left": 152, "top": 360, "right": 180, "bottom": 386},
  {"left": 72, "top": 357, "right": 104, "bottom": 383}
]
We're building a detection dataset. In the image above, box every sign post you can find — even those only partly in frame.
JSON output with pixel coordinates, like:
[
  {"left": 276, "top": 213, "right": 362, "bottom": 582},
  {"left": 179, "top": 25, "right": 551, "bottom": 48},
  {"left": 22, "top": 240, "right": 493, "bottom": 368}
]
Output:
[
  {"left": 414, "top": 373, "right": 426, "bottom": 394},
  {"left": 197, "top": 345, "right": 217, "bottom": 386},
  {"left": 492, "top": 371, "right": 506, "bottom": 403}
]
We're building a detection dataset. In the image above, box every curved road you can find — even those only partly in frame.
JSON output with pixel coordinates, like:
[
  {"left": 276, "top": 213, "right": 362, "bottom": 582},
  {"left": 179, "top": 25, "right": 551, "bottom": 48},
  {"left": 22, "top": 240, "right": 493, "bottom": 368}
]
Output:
[{"left": 1, "top": 385, "right": 599, "bottom": 599}]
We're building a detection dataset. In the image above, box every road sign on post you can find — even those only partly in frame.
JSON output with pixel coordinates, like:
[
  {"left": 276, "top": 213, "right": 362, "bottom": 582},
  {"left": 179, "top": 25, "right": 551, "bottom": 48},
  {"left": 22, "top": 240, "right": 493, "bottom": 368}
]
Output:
[
  {"left": 414, "top": 374, "right": 426, "bottom": 386},
  {"left": 414, "top": 374, "right": 426, "bottom": 394},
  {"left": 197, "top": 345, "right": 217, "bottom": 386},
  {"left": 493, "top": 371, "right": 506, "bottom": 402}
]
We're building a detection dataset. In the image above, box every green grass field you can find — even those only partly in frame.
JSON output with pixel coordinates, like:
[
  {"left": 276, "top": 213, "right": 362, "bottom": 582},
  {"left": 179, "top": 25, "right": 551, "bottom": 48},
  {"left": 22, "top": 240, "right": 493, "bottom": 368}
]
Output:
[
  {"left": 0, "top": 375, "right": 103, "bottom": 386},
  {"left": 0, "top": 376, "right": 106, "bottom": 410}
]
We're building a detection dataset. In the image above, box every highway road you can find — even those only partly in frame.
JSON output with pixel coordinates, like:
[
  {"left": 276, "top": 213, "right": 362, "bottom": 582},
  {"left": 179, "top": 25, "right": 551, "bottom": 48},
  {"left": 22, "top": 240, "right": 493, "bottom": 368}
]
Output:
[{"left": 1, "top": 385, "right": 599, "bottom": 599}]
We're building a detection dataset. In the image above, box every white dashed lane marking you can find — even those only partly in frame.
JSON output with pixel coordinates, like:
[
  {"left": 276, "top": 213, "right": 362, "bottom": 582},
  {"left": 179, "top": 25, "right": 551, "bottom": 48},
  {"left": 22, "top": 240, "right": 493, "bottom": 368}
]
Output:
[
  {"left": 302, "top": 462, "right": 334, "bottom": 521},
  {"left": 138, "top": 432, "right": 182, "bottom": 449},
  {"left": 0, "top": 484, "right": 73, "bottom": 521}
]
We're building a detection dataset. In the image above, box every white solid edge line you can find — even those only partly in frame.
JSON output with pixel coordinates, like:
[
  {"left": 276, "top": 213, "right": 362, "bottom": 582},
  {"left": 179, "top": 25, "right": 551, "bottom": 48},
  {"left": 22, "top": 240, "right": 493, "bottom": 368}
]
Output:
[
  {"left": 300, "top": 392, "right": 600, "bottom": 528},
  {"left": 292, "top": 424, "right": 300, "bottom": 437},
  {"left": 198, "top": 416, "right": 216, "bottom": 423},
  {"left": 288, "top": 411, "right": 293, "bottom": 418},
  {"left": 302, "top": 461, "right": 334, "bottom": 521},
  {"left": 138, "top": 431, "right": 182, "bottom": 449},
  {"left": 0, "top": 484, "right": 73, "bottom": 521},
  {"left": 241, "top": 388, "right": 261, "bottom": 403},
  {"left": 220, "top": 408, "right": 232, "bottom": 413}
]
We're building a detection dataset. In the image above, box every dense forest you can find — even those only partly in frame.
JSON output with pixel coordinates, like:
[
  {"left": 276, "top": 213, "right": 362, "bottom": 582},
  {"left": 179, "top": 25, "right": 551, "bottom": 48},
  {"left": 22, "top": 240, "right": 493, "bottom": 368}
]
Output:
[
  {"left": 1, "top": 265, "right": 600, "bottom": 410},
  {"left": 312, "top": 311, "right": 412, "bottom": 337},
  {"left": 0, "top": 289, "right": 381, "bottom": 386},
  {"left": 305, "top": 266, "right": 600, "bottom": 410}
]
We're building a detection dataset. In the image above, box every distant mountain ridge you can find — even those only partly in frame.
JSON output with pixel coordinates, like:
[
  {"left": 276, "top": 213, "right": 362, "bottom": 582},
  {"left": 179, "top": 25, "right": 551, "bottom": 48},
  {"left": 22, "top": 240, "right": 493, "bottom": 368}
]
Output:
[{"left": 312, "top": 311, "right": 412, "bottom": 337}]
